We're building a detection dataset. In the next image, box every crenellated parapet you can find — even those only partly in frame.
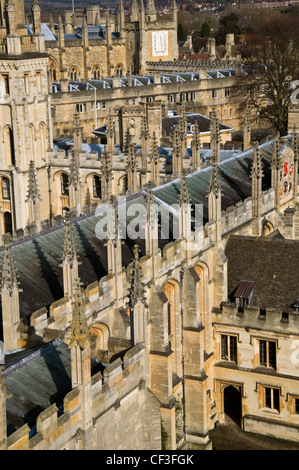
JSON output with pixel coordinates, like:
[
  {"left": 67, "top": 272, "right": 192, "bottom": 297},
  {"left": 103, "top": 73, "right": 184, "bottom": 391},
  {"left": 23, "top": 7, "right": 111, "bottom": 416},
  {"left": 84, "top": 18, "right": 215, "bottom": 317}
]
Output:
[{"left": 5, "top": 342, "right": 160, "bottom": 450}]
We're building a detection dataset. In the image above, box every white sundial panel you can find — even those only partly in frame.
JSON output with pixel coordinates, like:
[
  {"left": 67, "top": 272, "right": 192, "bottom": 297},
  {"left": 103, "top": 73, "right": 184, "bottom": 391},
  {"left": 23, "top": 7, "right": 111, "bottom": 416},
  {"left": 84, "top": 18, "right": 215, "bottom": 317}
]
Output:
[{"left": 152, "top": 31, "right": 169, "bottom": 57}]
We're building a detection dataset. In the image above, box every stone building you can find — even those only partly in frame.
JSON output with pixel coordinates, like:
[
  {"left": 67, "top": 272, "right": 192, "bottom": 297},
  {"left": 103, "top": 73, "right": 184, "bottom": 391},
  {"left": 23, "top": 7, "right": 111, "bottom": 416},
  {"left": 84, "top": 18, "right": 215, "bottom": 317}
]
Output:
[
  {"left": 0, "top": 128, "right": 299, "bottom": 450},
  {"left": 0, "top": 0, "right": 299, "bottom": 452}
]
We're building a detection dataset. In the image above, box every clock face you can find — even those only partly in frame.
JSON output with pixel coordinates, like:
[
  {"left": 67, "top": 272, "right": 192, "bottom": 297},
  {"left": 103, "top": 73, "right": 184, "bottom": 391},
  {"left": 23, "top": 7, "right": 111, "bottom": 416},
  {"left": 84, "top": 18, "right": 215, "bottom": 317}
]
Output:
[{"left": 152, "top": 31, "right": 169, "bottom": 57}]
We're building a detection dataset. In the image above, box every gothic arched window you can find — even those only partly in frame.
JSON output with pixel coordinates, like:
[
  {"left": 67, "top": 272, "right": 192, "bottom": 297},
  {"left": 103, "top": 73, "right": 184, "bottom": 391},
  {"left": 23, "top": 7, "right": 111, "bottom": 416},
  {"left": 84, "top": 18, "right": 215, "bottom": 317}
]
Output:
[
  {"left": 70, "top": 67, "right": 79, "bottom": 81},
  {"left": 93, "top": 175, "right": 101, "bottom": 198},
  {"left": 60, "top": 173, "right": 69, "bottom": 196},
  {"left": 2, "top": 177, "right": 10, "bottom": 200},
  {"left": 93, "top": 66, "right": 101, "bottom": 80}
]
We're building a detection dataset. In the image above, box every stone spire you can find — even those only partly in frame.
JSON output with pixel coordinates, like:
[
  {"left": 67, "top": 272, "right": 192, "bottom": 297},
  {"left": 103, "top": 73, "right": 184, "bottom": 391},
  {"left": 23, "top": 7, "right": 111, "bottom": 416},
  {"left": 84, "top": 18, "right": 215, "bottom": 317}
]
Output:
[
  {"left": 145, "top": 181, "right": 159, "bottom": 280},
  {"left": 106, "top": 195, "right": 123, "bottom": 306},
  {"left": 69, "top": 114, "right": 81, "bottom": 213},
  {"left": 250, "top": 142, "right": 264, "bottom": 235},
  {"left": 243, "top": 103, "right": 251, "bottom": 151},
  {"left": 107, "top": 112, "right": 115, "bottom": 155},
  {"left": 128, "top": 245, "right": 147, "bottom": 346},
  {"left": 119, "top": 0, "right": 125, "bottom": 32},
  {"left": 208, "top": 161, "right": 222, "bottom": 242},
  {"left": 292, "top": 125, "right": 298, "bottom": 206},
  {"left": 208, "top": 160, "right": 221, "bottom": 197},
  {"left": 69, "top": 278, "right": 90, "bottom": 353},
  {"left": 210, "top": 106, "right": 220, "bottom": 163},
  {"left": 140, "top": 114, "right": 150, "bottom": 173},
  {"left": 271, "top": 133, "right": 282, "bottom": 211},
  {"left": 179, "top": 103, "right": 187, "bottom": 152},
  {"left": 68, "top": 277, "right": 93, "bottom": 446},
  {"left": 58, "top": 14, "right": 65, "bottom": 49},
  {"left": 126, "top": 137, "right": 138, "bottom": 193},
  {"left": 32, "top": 0, "right": 42, "bottom": 34},
  {"left": 0, "top": 234, "right": 22, "bottom": 351},
  {"left": 25, "top": 160, "right": 42, "bottom": 230},
  {"left": 129, "top": 244, "right": 146, "bottom": 308},
  {"left": 191, "top": 122, "right": 201, "bottom": 170},
  {"left": 172, "top": 126, "right": 183, "bottom": 175},
  {"left": 130, "top": 0, "right": 139, "bottom": 22},
  {"left": 179, "top": 169, "right": 192, "bottom": 244},
  {"left": 61, "top": 212, "right": 81, "bottom": 300},
  {"left": 26, "top": 160, "right": 41, "bottom": 205},
  {"left": 101, "top": 146, "right": 113, "bottom": 199},
  {"left": 146, "top": 0, "right": 157, "bottom": 21},
  {"left": 250, "top": 141, "right": 263, "bottom": 180},
  {"left": 150, "top": 132, "right": 160, "bottom": 186},
  {"left": 145, "top": 181, "right": 158, "bottom": 255},
  {"left": 179, "top": 168, "right": 190, "bottom": 206}
]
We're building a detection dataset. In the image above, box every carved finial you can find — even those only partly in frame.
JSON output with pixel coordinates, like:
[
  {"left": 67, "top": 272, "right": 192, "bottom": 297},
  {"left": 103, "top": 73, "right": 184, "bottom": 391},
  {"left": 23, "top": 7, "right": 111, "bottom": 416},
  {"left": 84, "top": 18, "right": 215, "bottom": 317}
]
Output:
[
  {"left": 191, "top": 122, "right": 201, "bottom": 150},
  {"left": 68, "top": 278, "right": 90, "bottom": 350},
  {"left": 179, "top": 169, "right": 190, "bottom": 206},
  {"left": 0, "top": 234, "right": 21, "bottom": 295},
  {"left": 271, "top": 133, "right": 282, "bottom": 170},
  {"left": 208, "top": 161, "right": 221, "bottom": 197},
  {"left": 26, "top": 161, "right": 41, "bottom": 204},
  {"left": 150, "top": 132, "right": 159, "bottom": 163},
  {"left": 250, "top": 141, "right": 264, "bottom": 179},
  {"left": 292, "top": 124, "right": 298, "bottom": 162},
  {"left": 62, "top": 213, "right": 80, "bottom": 267},
  {"left": 129, "top": 245, "right": 146, "bottom": 307}
]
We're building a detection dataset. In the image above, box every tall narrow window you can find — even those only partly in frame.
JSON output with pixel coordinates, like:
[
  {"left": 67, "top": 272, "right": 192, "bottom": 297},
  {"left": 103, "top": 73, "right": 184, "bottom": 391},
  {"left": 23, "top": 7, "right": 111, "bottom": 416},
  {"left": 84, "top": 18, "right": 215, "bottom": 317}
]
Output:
[
  {"left": 221, "top": 335, "right": 237, "bottom": 363},
  {"left": 2, "top": 74, "right": 10, "bottom": 95},
  {"left": 259, "top": 340, "right": 276, "bottom": 370},
  {"left": 264, "top": 387, "right": 280, "bottom": 412},
  {"left": 36, "top": 72, "right": 42, "bottom": 93},
  {"left": 4, "top": 211, "right": 12, "bottom": 234},
  {"left": 24, "top": 73, "right": 30, "bottom": 94},
  {"left": 93, "top": 175, "right": 101, "bottom": 198},
  {"left": 60, "top": 173, "right": 69, "bottom": 196},
  {"left": 2, "top": 178, "right": 10, "bottom": 200}
]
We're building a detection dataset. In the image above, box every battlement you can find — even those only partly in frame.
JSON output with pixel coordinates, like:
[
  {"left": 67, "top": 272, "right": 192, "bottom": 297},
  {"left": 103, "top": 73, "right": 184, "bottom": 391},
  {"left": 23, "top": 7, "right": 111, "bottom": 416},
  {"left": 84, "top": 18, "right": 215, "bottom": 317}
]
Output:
[
  {"left": 6, "top": 343, "right": 146, "bottom": 450},
  {"left": 217, "top": 301, "right": 299, "bottom": 331}
]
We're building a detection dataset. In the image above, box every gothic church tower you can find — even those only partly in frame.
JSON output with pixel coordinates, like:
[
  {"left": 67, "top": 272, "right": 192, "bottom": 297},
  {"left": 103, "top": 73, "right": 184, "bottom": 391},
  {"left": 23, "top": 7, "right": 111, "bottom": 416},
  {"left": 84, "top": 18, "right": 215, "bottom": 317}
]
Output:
[{"left": 0, "top": 0, "right": 51, "bottom": 234}]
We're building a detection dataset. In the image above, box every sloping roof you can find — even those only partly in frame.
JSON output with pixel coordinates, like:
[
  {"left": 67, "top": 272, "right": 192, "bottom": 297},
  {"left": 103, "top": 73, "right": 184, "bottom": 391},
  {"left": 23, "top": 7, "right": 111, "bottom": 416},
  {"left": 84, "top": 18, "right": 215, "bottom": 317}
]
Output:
[
  {"left": 27, "top": 23, "right": 57, "bottom": 41},
  {"left": 0, "top": 136, "right": 295, "bottom": 323},
  {"left": 225, "top": 235, "right": 299, "bottom": 312},
  {"left": 3, "top": 338, "right": 72, "bottom": 436},
  {"left": 162, "top": 113, "right": 233, "bottom": 136}
]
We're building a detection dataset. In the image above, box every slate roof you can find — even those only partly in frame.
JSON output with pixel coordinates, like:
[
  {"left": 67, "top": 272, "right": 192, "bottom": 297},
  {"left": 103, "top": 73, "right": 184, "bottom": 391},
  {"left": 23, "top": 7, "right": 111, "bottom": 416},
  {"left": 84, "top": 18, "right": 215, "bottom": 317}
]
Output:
[
  {"left": 0, "top": 135, "right": 295, "bottom": 325},
  {"left": 225, "top": 235, "right": 299, "bottom": 313},
  {"left": 3, "top": 339, "right": 72, "bottom": 436},
  {"left": 162, "top": 112, "right": 233, "bottom": 137}
]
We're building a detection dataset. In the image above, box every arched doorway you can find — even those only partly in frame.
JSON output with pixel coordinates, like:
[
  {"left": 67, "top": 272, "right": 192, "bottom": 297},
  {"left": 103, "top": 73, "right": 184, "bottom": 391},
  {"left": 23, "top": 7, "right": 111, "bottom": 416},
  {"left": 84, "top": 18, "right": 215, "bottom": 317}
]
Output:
[{"left": 223, "top": 385, "right": 242, "bottom": 426}]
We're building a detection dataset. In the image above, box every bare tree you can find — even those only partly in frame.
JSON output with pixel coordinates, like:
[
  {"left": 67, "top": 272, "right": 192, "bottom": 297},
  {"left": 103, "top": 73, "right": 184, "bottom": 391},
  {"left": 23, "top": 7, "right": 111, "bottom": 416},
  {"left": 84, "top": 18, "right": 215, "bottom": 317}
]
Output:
[{"left": 239, "top": 15, "right": 299, "bottom": 135}]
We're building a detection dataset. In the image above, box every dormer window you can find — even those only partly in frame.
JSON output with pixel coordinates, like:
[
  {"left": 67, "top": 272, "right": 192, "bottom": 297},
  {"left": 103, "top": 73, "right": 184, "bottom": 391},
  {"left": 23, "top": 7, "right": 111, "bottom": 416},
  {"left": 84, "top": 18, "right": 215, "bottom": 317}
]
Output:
[{"left": 233, "top": 280, "right": 255, "bottom": 310}]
